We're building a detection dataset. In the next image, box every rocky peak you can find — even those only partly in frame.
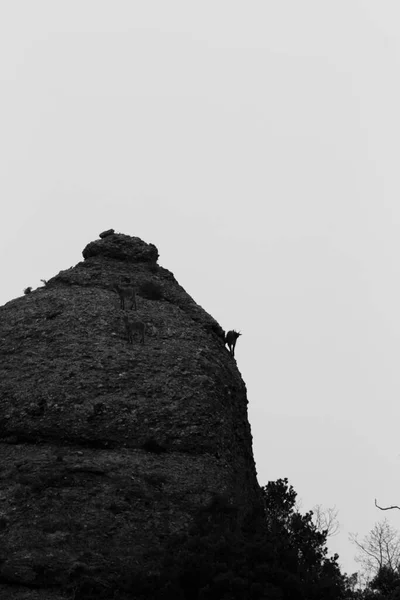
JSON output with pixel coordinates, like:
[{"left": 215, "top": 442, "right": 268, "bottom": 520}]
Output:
[{"left": 0, "top": 232, "right": 260, "bottom": 599}]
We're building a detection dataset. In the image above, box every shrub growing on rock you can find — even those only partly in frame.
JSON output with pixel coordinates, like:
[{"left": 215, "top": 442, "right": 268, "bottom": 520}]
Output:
[{"left": 140, "top": 280, "right": 163, "bottom": 300}]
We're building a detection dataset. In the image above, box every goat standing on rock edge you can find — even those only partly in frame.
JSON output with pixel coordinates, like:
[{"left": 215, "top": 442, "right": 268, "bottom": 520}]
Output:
[
  {"left": 123, "top": 315, "right": 145, "bottom": 344},
  {"left": 225, "top": 330, "right": 241, "bottom": 357},
  {"left": 113, "top": 282, "right": 137, "bottom": 311}
]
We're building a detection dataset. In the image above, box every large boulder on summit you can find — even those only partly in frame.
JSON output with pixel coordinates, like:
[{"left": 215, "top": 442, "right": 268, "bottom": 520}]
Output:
[{"left": 82, "top": 232, "right": 159, "bottom": 263}]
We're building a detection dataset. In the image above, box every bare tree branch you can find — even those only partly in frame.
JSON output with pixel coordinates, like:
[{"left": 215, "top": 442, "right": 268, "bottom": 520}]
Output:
[
  {"left": 312, "top": 504, "right": 340, "bottom": 537},
  {"left": 375, "top": 499, "right": 400, "bottom": 511},
  {"left": 349, "top": 533, "right": 383, "bottom": 565}
]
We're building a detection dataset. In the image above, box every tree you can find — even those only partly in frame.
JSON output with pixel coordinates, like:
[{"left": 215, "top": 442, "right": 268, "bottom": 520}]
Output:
[
  {"left": 369, "top": 564, "right": 400, "bottom": 597},
  {"left": 260, "top": 478, "right": 347, "bottom": 599},
  {"left": 350, "top": 519, "right": 400, "bottom": 582}
]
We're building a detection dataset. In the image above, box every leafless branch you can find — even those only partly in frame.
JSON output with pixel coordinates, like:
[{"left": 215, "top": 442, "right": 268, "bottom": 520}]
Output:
[
  {"left": 349, "top": 533, "right": 383, "bottom": 564},
  {"left": 375, "top": 499, "right": 400, "bottom": 511},
  {"left": 312, "top": 504, "right": 340, "bottom": 537}
]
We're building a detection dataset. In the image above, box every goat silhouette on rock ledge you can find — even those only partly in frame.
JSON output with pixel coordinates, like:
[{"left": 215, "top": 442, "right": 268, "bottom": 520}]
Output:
[
  {"left": 123, "top": 315, "right": 145, "bottom": 344},
  {"left": 113, "top": 282, "right": 137, "bottom": 311},
  {"left": 225, "top": 330, "right": 241, "bottom": 357}
]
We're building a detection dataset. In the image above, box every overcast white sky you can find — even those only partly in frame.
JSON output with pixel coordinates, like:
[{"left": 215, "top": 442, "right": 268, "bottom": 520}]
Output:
[{"left": 2, "top": 0, "right": 400, "bottom": 575}]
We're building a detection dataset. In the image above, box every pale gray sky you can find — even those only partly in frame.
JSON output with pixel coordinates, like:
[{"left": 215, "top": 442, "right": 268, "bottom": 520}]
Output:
[{"left": 2, "top": 0, "right": 400, "bottom": 575}]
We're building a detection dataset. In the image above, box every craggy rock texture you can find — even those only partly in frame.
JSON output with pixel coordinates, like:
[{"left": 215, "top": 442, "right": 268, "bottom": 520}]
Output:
[{"left": 0, "top": 232, "right": 260, "bottom": 599}]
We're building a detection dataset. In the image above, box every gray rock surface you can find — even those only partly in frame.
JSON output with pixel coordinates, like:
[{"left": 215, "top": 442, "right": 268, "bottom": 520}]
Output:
[{"left": 0, "top": 233, "right": 260, "bottom": 598}]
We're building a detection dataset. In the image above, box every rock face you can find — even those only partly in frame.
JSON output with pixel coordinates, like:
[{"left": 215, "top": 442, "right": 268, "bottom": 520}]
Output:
[{"left": 0, "top": 232, "right": 260, "bottom": 598}]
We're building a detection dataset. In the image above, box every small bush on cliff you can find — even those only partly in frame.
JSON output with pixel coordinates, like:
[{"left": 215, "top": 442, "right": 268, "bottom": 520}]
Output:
[{"left": 139, "top": 280, "right": 163, "bottom": 300}]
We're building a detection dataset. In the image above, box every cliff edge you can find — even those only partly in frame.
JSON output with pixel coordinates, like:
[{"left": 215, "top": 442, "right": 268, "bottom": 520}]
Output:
[{"left": 0, "top": 232, "right": 261, "bottom": 599}]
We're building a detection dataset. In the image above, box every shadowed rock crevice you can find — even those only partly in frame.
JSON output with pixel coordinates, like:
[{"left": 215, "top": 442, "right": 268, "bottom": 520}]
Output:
[{"left": 0, "top": 231, "right": 259, "bottom": 598}]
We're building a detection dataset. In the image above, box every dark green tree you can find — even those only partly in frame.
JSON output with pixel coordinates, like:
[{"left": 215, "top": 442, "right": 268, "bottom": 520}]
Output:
[
  {"left": 260, "top": 478, "right": 346, "bottom": 599},
  {"left": 368, "top": 564, "right": 400, "bottom": 598}
]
